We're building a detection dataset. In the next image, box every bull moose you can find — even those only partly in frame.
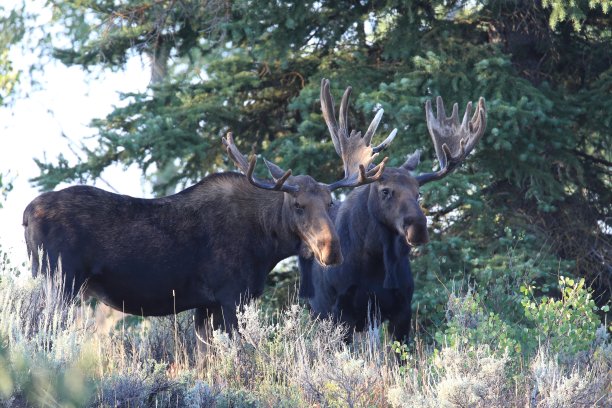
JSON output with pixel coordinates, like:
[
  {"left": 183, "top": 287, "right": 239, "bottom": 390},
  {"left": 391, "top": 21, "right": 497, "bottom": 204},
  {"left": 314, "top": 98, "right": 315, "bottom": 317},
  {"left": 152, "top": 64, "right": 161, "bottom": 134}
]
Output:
[
  {"left": 22, "top": 79, "right": 396, "bottom": 342},
  {"left": 300, "top": 90, "right": 487, "bottom": 341}
]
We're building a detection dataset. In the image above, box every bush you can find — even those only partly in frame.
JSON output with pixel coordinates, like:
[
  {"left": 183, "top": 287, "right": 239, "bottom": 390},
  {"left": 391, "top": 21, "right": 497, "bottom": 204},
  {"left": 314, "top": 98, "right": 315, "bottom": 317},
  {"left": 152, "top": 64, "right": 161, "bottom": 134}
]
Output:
[
  {"left": 0, "top": 252, "right": 609, "bottom": 406},
  {"left": 435, "top": 289, "right": 522, "bottom": 357},
  {"left": 521, "top": 276, "right": 607, "bottom": 357},
  {"left": 0, "top": 271, "right": 96, "bottom": 407}
]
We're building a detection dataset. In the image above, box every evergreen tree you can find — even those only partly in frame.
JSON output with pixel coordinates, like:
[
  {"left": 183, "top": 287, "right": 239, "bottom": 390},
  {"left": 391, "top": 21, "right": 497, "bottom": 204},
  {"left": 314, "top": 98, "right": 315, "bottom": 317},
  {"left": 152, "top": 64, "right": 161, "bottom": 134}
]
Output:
[
  {"left": 0, "top": 3, "right": 27, "bottom": 204},
  {"left": 19, "top": 0, "right": 611, "bottom": 331}
]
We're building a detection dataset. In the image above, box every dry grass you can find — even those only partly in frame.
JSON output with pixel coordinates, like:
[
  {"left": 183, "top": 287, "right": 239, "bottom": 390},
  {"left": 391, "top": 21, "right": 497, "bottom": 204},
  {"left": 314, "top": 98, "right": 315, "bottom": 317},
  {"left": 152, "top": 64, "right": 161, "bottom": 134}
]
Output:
[{"left": 0, "top": 262, "right": 610, "bottom": 407}]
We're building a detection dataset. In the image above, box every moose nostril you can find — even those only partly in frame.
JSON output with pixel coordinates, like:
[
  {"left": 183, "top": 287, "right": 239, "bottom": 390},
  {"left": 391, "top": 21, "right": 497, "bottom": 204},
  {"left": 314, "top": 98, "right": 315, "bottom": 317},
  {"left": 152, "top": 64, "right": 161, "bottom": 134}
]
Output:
[
  {"left": 406, "top": 224, "right": 429, "bottom": 246},
  {"left": 318, "top": 239, "right": 343, "bottom": 266},
  {"left": 317, "top": 239, "right": 327, "bottom": 250}
]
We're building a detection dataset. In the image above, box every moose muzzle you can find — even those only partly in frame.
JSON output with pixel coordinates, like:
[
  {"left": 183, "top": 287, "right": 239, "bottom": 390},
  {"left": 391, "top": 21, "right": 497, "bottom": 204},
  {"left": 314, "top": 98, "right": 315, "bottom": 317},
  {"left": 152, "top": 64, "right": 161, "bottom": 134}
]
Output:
[
  {"left": 401, "top": 214, "right": 429, "bottom": 247},
  {"left": 317, "top": 235, "right": 343, "bottom": 266}
]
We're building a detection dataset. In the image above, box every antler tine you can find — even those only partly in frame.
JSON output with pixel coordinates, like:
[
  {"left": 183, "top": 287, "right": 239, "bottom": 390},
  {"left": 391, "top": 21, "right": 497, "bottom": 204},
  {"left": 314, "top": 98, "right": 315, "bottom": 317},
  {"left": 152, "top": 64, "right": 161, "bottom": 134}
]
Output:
[
  {"left": 366, "top": 156, "right": 389, "bottom": 179},
  {"left": 338, "top": 85, "right": 352, "bottom": 139},
  {"left": 472, "top": 97, "right": 487, "bottom": 142},
  {"left": 262, "top": 158, "right": 296, "bottom": 191},
  {"left": 451, "top": 102, "right": 459, "bottom": 123},
  {"left": 321, "top": 79, "right": 341, "bottom": 156},
  {"left": 363, "top": 109, "right": 384, "bottom": 147},
  {"left": 222, "top": 132, "right": 299, "bottom": 193},
  {"left": 222, "top": 132, "right": 250, "bottom": 173},
  {"left": 460, "top": 97, "right": 487, "bottom": 153},
  {"left": 372, "top": 128, "right": 398, "bottom": 153},
  {"left": 327, "top": 158, "right": 389, "bottom": 191},
  {"left": 436, "top": 96, "right": 446, "bottom": 121},
  {"left": 460, "top": 100, "right": 472, "bottom": 130},
  {"left": 416, "top": 96, "right": 487, "bottom": 186},
  {"left": 319, "top": 78, "right": 396, "bottom": 191}
]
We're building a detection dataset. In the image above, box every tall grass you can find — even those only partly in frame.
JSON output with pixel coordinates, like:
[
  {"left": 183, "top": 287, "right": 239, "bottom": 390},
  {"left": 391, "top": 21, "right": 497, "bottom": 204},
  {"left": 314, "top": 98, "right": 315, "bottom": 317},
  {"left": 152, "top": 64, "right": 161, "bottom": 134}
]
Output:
[{"left": 0, "top": 259, "right": 609, "bottom": 407}]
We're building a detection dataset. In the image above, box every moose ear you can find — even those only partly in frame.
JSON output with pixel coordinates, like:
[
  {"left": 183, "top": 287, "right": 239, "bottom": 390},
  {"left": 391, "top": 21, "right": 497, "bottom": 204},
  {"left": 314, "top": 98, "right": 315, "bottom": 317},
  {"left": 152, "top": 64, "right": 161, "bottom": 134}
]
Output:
[
  {"left": 401, "top": 149, "right": 421, "bottom": 171},
  {"left": 263, "top": 158, "right": 290, "bottom": 181}
]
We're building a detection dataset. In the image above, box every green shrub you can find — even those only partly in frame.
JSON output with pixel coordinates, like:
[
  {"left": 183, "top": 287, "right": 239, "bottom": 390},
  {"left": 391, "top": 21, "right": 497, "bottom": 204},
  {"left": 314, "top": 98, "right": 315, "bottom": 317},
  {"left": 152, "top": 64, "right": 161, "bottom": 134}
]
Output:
[
  {"left": 434, "top": 276, "right": 608, "bottom": 369},
  {"left": 434, "top": 289, "right": 522, "bottom": 358},
  {"left": 521, "top": 276, "right": 607, "bottom": 357}
]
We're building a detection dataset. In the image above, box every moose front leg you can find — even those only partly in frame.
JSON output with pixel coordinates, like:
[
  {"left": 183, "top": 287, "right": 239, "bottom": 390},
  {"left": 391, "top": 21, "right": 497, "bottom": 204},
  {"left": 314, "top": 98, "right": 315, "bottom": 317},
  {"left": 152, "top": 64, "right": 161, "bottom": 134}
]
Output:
[
  {"left": 194, "top": 305, "right": 219, "bottom": 352},
  {"left": 194, "top": 302, "right": 240, "bottom": 354},
  {"left": 195, "top": 303, "right": 238, "bottom": 336},
  {"left": 388, "top": 288, "right": 414, "bottom": 343},
  {"left": 389, "top": 308, "right": 412, "bottom": 342}
]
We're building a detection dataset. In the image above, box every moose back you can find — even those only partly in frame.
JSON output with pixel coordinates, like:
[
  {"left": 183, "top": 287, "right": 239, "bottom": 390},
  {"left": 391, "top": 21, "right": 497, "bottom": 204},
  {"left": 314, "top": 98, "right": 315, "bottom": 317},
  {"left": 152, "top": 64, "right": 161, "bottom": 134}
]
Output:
[{"left": 23, "top": 79, "right": 394, "bottom": 339}]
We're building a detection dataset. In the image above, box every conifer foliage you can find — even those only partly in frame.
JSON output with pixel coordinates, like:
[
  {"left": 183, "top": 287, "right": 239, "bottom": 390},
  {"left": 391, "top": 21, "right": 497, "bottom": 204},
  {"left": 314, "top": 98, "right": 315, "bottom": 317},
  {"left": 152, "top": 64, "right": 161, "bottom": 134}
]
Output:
[{"left": 26, "top": 1, "right": 611, "bottom": 326}]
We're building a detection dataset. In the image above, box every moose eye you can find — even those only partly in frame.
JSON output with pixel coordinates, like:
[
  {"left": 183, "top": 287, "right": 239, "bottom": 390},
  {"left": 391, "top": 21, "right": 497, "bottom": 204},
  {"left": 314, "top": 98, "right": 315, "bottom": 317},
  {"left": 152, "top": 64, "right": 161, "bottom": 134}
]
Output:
[
  {"left": 328, "top": 201, "right": 334, "bottom": 208},
  {"left": 381, "top": 188, "right": 391, "bottom": 198},
  {"left": 294, "top": 203, "right": 304, "bottom": 214}
]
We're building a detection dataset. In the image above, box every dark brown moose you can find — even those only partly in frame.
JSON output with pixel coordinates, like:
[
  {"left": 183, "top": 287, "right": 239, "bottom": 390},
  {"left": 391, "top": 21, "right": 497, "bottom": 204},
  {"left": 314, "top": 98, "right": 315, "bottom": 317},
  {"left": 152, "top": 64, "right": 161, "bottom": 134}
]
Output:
[
  {"left": 23, "top": 79, "right": 395, "bottom": 342},
  {"left": 301, "top": 93, "right": 487, "bottom": 341}
]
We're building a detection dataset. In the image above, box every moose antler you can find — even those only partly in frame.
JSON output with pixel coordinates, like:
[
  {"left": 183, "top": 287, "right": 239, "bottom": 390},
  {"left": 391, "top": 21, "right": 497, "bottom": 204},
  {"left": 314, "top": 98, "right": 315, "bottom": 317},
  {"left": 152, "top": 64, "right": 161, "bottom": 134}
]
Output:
[
  {"left": 222, "top": 132, "right": 299, "bottom": 193},
  {"left": 415, "top": 96, "right": 487, "bottom": 185},
  {"left": 320, "top": 78, "right": 396, "bottom": 191}
]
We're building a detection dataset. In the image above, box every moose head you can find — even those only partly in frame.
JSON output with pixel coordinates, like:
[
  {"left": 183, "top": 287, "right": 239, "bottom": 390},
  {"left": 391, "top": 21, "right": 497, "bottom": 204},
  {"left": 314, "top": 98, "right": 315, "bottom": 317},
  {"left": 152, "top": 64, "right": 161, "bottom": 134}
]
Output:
[
  {"left": 369, "top": 95, "right": 488, "bottom": 251},
  {"left": 222, "top": 79, "right": 397, "bottom": 266}
]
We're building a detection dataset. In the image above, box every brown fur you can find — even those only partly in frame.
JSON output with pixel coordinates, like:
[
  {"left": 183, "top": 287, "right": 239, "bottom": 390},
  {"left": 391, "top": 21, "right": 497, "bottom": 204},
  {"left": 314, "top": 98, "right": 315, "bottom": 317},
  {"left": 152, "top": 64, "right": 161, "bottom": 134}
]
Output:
[{"left": 24, "top": 171, "right": 341, "bottom": 341}]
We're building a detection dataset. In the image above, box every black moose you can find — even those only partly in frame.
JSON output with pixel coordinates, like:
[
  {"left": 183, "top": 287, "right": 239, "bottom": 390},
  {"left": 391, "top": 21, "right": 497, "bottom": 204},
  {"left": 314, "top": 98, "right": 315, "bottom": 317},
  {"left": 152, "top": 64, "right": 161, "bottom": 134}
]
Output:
[
  {"left": 23, "top": 79, "right": 396, "bottom": 342},
  {"left": 301, "top": 91, "right": 487, "bottom": 341}
]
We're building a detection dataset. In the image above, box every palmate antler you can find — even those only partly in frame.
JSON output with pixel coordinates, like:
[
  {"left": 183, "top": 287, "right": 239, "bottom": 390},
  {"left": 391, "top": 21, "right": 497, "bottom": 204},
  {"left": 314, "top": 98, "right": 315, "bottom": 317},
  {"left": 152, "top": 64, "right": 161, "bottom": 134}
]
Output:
[
  {"left": 415, "top": 96, "right": 487, "bottom": 185},
  {"left": 222, "top": 132, "right": 299, "bottom": 193},
  {"left": 222, "top": 79, "right": 397, "bottom": 194},
  {"left": 319, "top": 78, "right": 397, "bottom": 191}
]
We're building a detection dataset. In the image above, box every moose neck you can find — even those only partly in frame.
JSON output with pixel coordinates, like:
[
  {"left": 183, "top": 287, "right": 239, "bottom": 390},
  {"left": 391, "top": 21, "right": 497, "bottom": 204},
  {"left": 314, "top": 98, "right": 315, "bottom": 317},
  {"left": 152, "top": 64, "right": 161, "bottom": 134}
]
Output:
[
  {"left": 260, "top": 189, "right": 303, "bottom": 262},
  {"left": 182, "top": 173, "right": 301, "bottom": 264},
  {"left": 337, "top": 184, "right": 394, "bottom": 255}
]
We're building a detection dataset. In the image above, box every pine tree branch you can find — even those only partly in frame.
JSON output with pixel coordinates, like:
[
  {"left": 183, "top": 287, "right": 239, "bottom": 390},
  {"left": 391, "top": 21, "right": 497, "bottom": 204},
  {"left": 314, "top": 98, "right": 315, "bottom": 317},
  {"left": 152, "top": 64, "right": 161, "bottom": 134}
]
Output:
[{"left": 571, "top": 149, "right": 612, "bottom": 170}]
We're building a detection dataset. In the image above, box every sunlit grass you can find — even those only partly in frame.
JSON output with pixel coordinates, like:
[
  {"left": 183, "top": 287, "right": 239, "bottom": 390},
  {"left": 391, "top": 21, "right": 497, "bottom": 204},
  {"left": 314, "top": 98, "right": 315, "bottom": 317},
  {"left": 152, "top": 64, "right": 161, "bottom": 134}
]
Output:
[{"left": 0, "top": 255, "right": 610, "bottom": 407}]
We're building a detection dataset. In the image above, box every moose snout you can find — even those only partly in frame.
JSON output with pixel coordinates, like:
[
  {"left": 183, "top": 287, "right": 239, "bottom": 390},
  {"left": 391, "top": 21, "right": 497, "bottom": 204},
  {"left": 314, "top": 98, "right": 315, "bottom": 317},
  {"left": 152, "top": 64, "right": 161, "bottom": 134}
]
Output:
[
  {"left": 406, "top": 224, "right": 429, "bottom": 246},
  {"left": 402, "top": 215, "right": 429, "bottom": 246},
  {"left": 317, "top": 237, "right": 343, "bottom": 266}
]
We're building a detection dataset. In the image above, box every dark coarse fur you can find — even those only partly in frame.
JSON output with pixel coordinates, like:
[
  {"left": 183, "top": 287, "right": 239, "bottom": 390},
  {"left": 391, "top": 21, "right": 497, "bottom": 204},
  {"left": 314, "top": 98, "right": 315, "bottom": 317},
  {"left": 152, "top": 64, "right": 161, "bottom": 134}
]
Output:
[
  {"left": 300, "top": 166, "right": 428, "bottom": 342},
  {"left": 302, "top": 95, "right": 486, "bottom": 342},
  {"left": 23, "top": 171, "right": 337, "bottom": 336}
]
